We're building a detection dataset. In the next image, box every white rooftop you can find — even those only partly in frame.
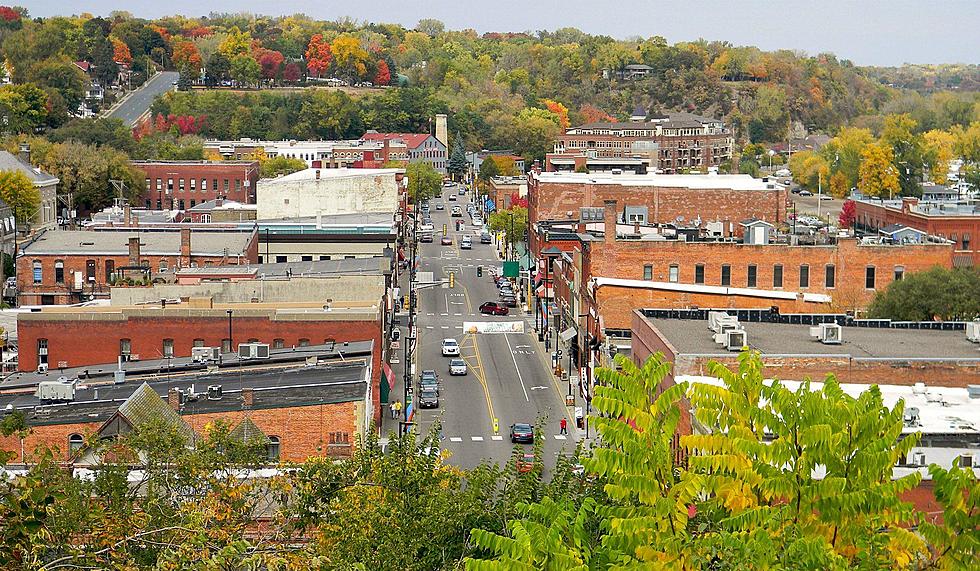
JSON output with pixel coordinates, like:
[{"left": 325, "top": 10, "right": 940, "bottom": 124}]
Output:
[
  {"left": 534, "top": 171, "right": 775, "bottom": 191},
  {"left": 263, "top": 167, "right": 403, "bottom": 184}
]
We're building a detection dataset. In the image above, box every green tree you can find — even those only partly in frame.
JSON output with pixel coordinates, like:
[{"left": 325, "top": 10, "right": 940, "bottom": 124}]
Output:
[
  {"left": 406, "top": 161, "right": 442, "bottom": 201},
  {"left": 868, "top": 267, "right": 980, "bottom": 321},
  {"left": 858, "top": 143, "right": 901, "bottom": 199},
  {"left": 229, "top": 54, "right": 260, "bottom": 88},
  {"left": 478, "top": 154, "right": 500, "bottom": 183},
  {"left": 822, "top": 126, "right": 874, "bottom": 190},
  {"left": 447, "top": 131, "right": 467, "bottom": 180},
  {"left": 0, "top": 83, "right": 48, "bottom": 134},
  {"left": 259, "top": 155, "right": 306, "bottom": 178},
  {"left": 0, "top": 169, "right": 40, "bottom": 224},
  {"left": 49, "top": 117, "right": 135, "bottom": 154},
  {"left": 488, "top": 206, "right": 527, "bottom": 255},
  {"left": 748, "top": 84, "right": 789, "bottom": 143},
  {"left": 33, "top": 58, "right": 88, "bottom": 115},
  {"left": 296, "top": 90, "right": 363, "bottom": 140},
  {"left": 205, "top": 52, "right": 231, "bottom": 86}
]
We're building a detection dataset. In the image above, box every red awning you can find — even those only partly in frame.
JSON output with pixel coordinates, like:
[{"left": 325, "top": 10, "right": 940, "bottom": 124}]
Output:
[{"left": 383, "top": 362, "right": 396, "bottom": 391}]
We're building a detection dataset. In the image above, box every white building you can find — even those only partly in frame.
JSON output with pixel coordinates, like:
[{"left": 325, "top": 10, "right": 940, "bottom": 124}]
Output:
[{"left": 256, "top": 168, "right": 402, "bottom": 220}]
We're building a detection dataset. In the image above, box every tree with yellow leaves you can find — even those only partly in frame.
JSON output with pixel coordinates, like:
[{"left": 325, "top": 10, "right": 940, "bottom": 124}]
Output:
[
  {"left": 924, "top": 129, "right": 956, "bottom": 184},
  {"left": 331, "top": 34, "right": 370, "bottom": 84},
  {"left": 859, "top": 143, "right": 901, "bottom": 198}
]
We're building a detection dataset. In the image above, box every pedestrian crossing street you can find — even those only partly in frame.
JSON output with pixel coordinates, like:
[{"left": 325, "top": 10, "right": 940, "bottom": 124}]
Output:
[{"left": 442, "top": 434, "right": 568, "bottom": 443}]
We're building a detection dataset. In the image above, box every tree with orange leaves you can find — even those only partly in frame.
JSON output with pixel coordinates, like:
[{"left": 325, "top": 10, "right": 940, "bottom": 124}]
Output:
[
  {"left": 542, "top": 99, "right": 570, "bottom": 130},
  {"left": 111, "top": 37, "right": 132, "bottom": 65},
  {"left": 305, "top": 34, "right": 332, "bottom": 78},
  {"left": 172, "top": 40, "right": 203, "bottom": 76}
]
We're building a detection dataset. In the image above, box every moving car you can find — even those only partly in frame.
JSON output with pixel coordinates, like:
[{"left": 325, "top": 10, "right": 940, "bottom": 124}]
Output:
[
  {"left": 420, "top": 232, "right": 433, "bottom": 243},
  {"left": 479, "top": 301, "right": 509, "bottom": 316},
  {"left": 818, "top": 194, "right": 833, "bottom": 200},
  {"left": 449, "top": 358, "right": 467, "bottom": 376},
  {"left": 499, "top": 295, "right": 518, "bottom": 308},
  {"left": 441, "top": 338, "right": 460, "bottom": 356},
  {"left": 480, "top": 233, "right": 492, "bottom": 244},
  {"left": 435, "top": 202, "right": 444, "bottom": 210},
  {"left": 443, "top": 180, "right": 454, "bottom": 187},
  {"left": 419, "top": 389, "right": 439, "bottom": 409},
  {"left": 516, "top": 452, "right": 535, "bottom": 474},
  {"left": 441, "top": 236, "right": 453, "bottom": 246},
  {"left": 510, "top": 423, "right": 534, "bottom": 444},
  {"left": 420, "top": 222, "right": 434, "bottom": 232},
  {"left": 799, "top": 190, "right": 813, "bottom": 196},
  {"left": 448, "top": 194, "right": 457, "bottom": 201},
  {"left": 458, "top": 187, "right": 466, "bottom": 195},
  {"left": 451, "top": 206, "right": 462, "bottom": 217},
  {"left": 472, "top": 217, "right": 483, "bottom": 227},
  {"left": 460, "top": 236, "right": 472, "bottom": 249}
]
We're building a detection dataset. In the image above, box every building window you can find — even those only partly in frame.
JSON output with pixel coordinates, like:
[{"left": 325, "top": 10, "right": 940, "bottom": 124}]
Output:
[
  {"left": 866, "top": 266, "right": 876, "bottom": 289},
  {"left": 223, "top": 179, "right": 229, "bottom": 191},
  {"left": 119, "top": 338, "right": 131, "bottom": 356},
  {"left": 190, "top": 200, "right": 195, "bottom": 208},
  {"left": 105, "top": 260, "right": 114, "bottom": 283},
  {"left": 144, "top": 178, "right": 151, "bottom": 190},
  {"left": 273, "top": 338, "right": 285, "bottom": 349},
  {"left": 193, "top": 338, "right": 205, "bottom": 347},
  {"left": 159, "top": 259, "right": 168, "bottom": 273},
  {"left": 275, "top": 255, "right": 287, "bottom": 263},
  {"left": 799, "top": 265, "right": 810, "bottom": 288},
  {"left": 54, "top": 260, "right": 64, "bottom": 284},
  {"left": 37, "top": 338, "right": 48, "bottom": 366},
  {"left": 773, "top": 264, "right": 783, "bottom": 288},
  {"left": 694, "top": 264, "right": 705, "bottom": 284},
  {"left": 301, "top": 255, "right": 313, "bottom": 262},
  {"left": 643, "top": 264, "right": 653, "bottom": 280},
  {"left": 747, "top": 264, "right": 757, "bottom": 288},
  {"left": 200, "top": 214, "right": 210, "bottom": 223},
  {"left": 68, "top": 433, "right": 84, "bottom": 454},
  {"left": 213, "top": 178, "right": 218, "bottom": 192},
  {"left": 267, "top": 436, "right": 280, "bottom": 460},
  {"left": 178, "top": 199, "right": 185, "bottom": 210},
  {"left": 156, "top": 178, "right": 162, "bottom": 190},
  {"left": 222, "top": 338, "right": 231, "bottom": 353},
  {"left": 178, "top": 178, "right": 185, "bottom": 192},
  {"left": 894, "top": 266, "right": 905, "bottom": 281},
  {"left": 825, "top": 265, "right": 836, "bottom": 288},
  {"left": 162, "top": 338, "right": 174, "bottom": 358},
  {"left": 86, "top": 260, "right": 96, "bottom": 282},
  {"left": 668, "top": 265, "right": 679, "bottom": 283},
  {"left": 201, "top": 178, "right": 207, "bottom": 191},
  {"left": 32, "top": 260, "right": 42, "bottom": 284},
  {"left": 319, "top": 255, "right": 331, "bottom": 261},
  {"left": 298, "top": 338, "right": 310, "bottom": 347},
  {"left": 190, "top": 178, "right": 196, "bottom": 192},
  {"left": 167, "top": 178, "right": 173, "bottom": 191},
  {"left": 720, "top": 265, "right": 731, "bottom": 286}
]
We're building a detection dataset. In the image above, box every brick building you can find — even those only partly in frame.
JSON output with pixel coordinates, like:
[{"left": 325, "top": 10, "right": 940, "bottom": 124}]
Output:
[
  {"left": 133, "top": 160, "right": 260, "bottom": 209},
  {"left": 203, "top": 138, "right": 410, "bottom": 169},
  {"left": 853, "top": 196, "right": 980, "bottom": 265},
  {"left": 17, "top": 228, "right": 258, "bottom": 305},
  {"left": 488, "top": 176, "right": 527, "bottom": 211},
  {"left": 186, "top": 199, "right": 257, "bottom": 223},
  {"left": 360, "top": 132, "right": 448, "bottom": 173},
  {"left": 528, "top": 171, "right": 788, "bottom": 250},
  {"left": 546, "top": 112, "right": 734, "bottom": 174},
  {"left": 0, "top": 344, "right": 375, "bottom": 464}
]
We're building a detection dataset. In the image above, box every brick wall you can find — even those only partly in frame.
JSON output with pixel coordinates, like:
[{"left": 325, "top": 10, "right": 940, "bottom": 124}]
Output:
[
  {"left": 529, "top": 178, "right": 787, "bottom": 231},
  {"left": 134, "top": 161, "right": 260, "bottom": 208},
  {"left": 854, "top": 198, "right": 980, "bottom": 264}
]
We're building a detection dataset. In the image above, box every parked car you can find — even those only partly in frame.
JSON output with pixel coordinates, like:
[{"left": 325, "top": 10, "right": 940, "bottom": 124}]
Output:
[
  {"left": 420, "top": 370, "right": 439, "bottom": 395},
  {"left": 449, "top": 358, "right": 467, "bottom": 376},
  {"left": 517, "top": 452, "right": 535, "bottom": 473},
  {"left": 818, "top": 194, "right": 833, "bottom": 200},
  {"left": 472, "top": 217, "right": 484, "bottom": 227},
  {"left": 451, "top": 206, "right": 462, "bottom": 217},
  {"left": 435, "top": 202, "right": 444, "bottom": 210},
  {"left": 441, "top": 236, "right": 453, "bottom": 246},
  {"left": 460, "top": 236, "right": 472, "bottom": 249},
  {"left": 419, "top": 389, "right": 439, "bottom": 409},
  {"left": 480, "top": 301, "right": 509, "bottom": 316},
  {"left": 510, "top": 423, "right": 534, "bottom": 444},
  {"left": 480, "top": 233, "right": 492, "bottom": 244},
  {"left": 420, "top": 232, "right": 433, "bottom": 243},
  {"left": 500, "top": 295, "right": 518, "bottom": 308},
  {"left": 441, "top": 338, "right": 459, "bottom": 356},
  {"left": 799, "top": 190, "right": 813, "bottom": 196}
]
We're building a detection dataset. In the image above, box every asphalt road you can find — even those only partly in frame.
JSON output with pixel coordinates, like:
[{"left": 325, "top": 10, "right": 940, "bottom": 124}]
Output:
[
  {"left": 791, "top": 193, "right": 844, "bottom": 221},
  {"left": 396, "top": 185, "right": 576, "bottom": 471},
  {"left": 107, "top": 71, "right": 180, "bottom": 126}
]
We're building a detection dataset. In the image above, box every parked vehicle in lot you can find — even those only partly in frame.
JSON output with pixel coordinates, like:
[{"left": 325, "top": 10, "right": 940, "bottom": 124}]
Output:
[
  {"left": 510, "top": 423, "right": 534, "bottom": 443},
  {"left": 517, "top": 452, "right": 535, "bottom": 473},
  {"left": 441, "top": 338, "right": 459, "bottom": 356},
  {"left": 460, "top": 236, "right": 472, "bottom": 249},
  {"left": 480, "top": 233, "right": 492, "bottom": 244},
  {"left": 441, "top": 236, "right": 452, "bottom": 246},
  {"left": 419, "top": 389, "right": 439, "bottom": 408},
  {"left": 479, "top": 301, "right": 509, "bottom": 316},
  {"left": 449, "top": 358, "right": 467, "bottom": 375}
]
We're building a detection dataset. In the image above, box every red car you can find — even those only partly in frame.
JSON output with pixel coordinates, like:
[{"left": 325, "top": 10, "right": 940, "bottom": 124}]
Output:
[
  {"left": 517, "top": 452, "right": 535, "bottom": 474},
  {"left": 479, "top": 302, "right": 509, "bottom": 316},
  {"left": 441, "top": 236, "right": 452, "bottom": 246}
]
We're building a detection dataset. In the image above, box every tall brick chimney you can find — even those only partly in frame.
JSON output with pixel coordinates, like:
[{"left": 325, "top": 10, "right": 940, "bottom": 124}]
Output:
[
  {"left": 128, "top": 237, "right": 141, "bottom": 266},
  {"left": 123, "top": 205, "right": 132, "bottom": 226},
  {"left": 168, "top": 388, "right": 181, "bottom": 411},
  {"left": 242, "top": 387, "right": 254, "bottom": 409},
  {"left": 180, "top": 228, "right": 191, "bottom": 264},
  {"left": 604, "top": 200, "right": 618, "bottom": 243}
]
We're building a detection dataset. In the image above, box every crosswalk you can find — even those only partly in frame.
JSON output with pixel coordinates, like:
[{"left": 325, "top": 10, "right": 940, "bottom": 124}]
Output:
[{"left": 441, "top": 435, "right": 570, "bottom": 443}]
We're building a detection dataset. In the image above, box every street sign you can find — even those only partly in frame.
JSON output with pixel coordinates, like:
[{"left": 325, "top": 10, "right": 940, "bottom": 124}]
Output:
[{"left": 502, "top": 261, "right": 519, "bottom": 278}]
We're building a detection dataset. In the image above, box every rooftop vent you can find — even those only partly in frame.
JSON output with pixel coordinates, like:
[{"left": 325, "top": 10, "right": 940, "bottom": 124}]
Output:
[{"left": 809, "top": 323, "right": 842, "bottom": 344}]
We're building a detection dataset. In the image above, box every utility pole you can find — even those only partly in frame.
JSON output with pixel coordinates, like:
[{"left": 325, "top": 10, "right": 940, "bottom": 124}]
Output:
[{"left": 401, "top": 173, "right": 420, "bottom": 436}]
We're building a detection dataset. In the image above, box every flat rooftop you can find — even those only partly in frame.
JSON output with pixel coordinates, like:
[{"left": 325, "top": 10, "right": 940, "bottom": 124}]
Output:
[
  {"left": 256, "top": 212, "right": 396, "bottom": 227},
  {"left": 21, "top": 229, "right": 254, "bottom": 256},
  {"left": 533, "top": 171, "right": 776, "bottom": 191},
  {"left": 263, "top": 167, "right": 402, "bottom": 184},
  {"left": 646, "top": 318, "right": 980, "bottom": 360}
]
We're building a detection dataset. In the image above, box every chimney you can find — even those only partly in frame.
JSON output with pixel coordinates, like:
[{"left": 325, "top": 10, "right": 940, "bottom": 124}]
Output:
[
  {"left": 168, "top": 388, "right": 181, "bottom": 411},
  {"left": 215, "top": 198, "right": 223, "bottom": 207},
  {"left": 18, "top": 142, "right": 29, "bottom": 165},
  {"left": 123, "top": 205, "right": 132, "bottom": 227},
  {"left": 531, "top": 159, "right": 542, "bottom": 174},
  {"left": 435, "top": 113, "right": 448, "bottom": 149},
  {"left": 128, "top": 236, "right": 141, "bottom": 266},
  {"left": 315, "top": 169, "right": 321, "bottom": 180},
  {"left": 242, "top": 387, "right": 254, "bottom": 409},
  {"left": 901, "top": 196, "right": 919, "bottom": 213},
  {"left": 180, "top": 227, "right": 191, "bottom": 263},
  {"left": 604, "top": 200, "right": 618, "bottom": 243}
]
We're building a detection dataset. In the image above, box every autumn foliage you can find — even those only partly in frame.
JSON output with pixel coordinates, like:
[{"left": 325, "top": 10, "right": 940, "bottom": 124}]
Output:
[
  {"left": 305, "top": 34, "right": 332, "bottom": 78},
  {"left": 374, "top": 59, "right": 391, "bottom": 86},
  {"left": 111, "top": 37, "right": 132, "bottom": 65},
  {"left": 0, "top": 5, "right": 20, "bottom": 22},
  {"left": 134, "top": 114, "right": 207, "bottom": 139},
  {"left": 542, "top": 99, "right": 570, "bottom": 129}
]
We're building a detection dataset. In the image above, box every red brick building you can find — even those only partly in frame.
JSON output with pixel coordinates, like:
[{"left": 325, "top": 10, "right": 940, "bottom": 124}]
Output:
[
  {"left": 133, "top": 160, "right": 260, "bottom": 209},
  {"left": 853, "top": 196, "right": 979, "bottom": 265},
  {"left": 546, "top": 113, "right": 734, "bottom": 174},
  {"left": 528, "top": 171, "right": 788, "bottom": 250},
  {"left": 17, "top": 228, "right": 258, "bottom": 305}
]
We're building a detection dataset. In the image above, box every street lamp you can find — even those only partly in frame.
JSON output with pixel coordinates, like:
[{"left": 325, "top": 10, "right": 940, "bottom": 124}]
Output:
[{"left": 767, "top": 149, "right": 774, "bottom": 173}]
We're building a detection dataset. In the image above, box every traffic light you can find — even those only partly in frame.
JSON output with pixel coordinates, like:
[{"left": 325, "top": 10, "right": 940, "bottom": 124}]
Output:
[
  {"left": 476, "top": 265, "right": 483, "bottom": 277},
  {"left": 403, "top": 295, "right": 409, "bottom": 310}
]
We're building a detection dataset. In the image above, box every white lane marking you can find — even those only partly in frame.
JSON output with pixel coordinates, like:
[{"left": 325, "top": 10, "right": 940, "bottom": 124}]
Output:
[
  {"left": 491, "top": 435, "right": 503, "bottom": 441},
  {"left": 449, "top": 437, "right": 463, "bottom": 442},
  {"left": 441, "top": 326, "right": 450, "bottom": 329},
  {"left": 554, "top": 435, "right": 568, "bottom": 440},
  {"left": 471, "top": 436, "right": 484, "bottom": 441},
  {"left": 425, "top": 326, "right": 434, "bottom": 330},
  {"left": 445, "top": 294, "right": 449, "bottom": 313},
  {"left": 504, "top": 333, "right": 530, "bottom": 402}
]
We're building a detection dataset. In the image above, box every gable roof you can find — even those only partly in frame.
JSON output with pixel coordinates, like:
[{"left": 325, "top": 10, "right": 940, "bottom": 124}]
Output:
[
  {"left": 114, "top": 382, "right": 195, "bottom": 443},
  {"left": 880, "top": 223, "right": 927, "bottom": 236},
  {"left": 0, "top": 151, "right": 59, "bottom": 186},
  {"left": 361, "top": 132, "right": 436, "bottom": 150},
  {"left": 229, "top": 416, "right": 271, "bottom": 444}
]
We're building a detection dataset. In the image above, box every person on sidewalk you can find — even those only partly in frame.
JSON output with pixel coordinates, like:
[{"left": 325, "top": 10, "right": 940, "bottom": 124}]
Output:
[
  {"left": 559, "top": 417, "right": 568, "bottom": 435},
  {"left": 390, "top": 401, "right": 396, "bottom": 419},
  {"left": 394, "top": 400, "right": 403, "bottom": 419}
]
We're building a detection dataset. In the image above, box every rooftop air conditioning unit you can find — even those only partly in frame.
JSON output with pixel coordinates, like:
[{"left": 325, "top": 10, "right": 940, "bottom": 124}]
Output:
[
  {"left": 37, "top": 363, "right": 48, "bottom": 373},
  {"left": 967, "top": 321, "right": 980, "bottom": 343},
  {"left": 36, "top": 379, "right": 75, "bottom": 402},
  {"left": 191, "top": 346, "right": 220, "bottom": 363},
  {"left": 903, "top": 406, "right": 920, "bottom": 427},
  {"left": 726, "top": 330, "right": 747, "bottom": 352},
  {"left": 707, "top": 311, "right": 729, "bottom": 332},
  {"left": 912, "top": 382, "right": 927, "bottom": 395},
  {"left": 912, "top": 451, "right": 926, "bottom": 466},
  {"left": 238, "top": 343, "right": 270, "bottom": 360},
  {"left": 967, "top": 385, "right": 980, "bottom": 399},
  {"left": 818, "top": 323, "right": 842, "bottom": 345},
  {"left": 207, "top": 385, "right": 223, "bottom": 400}
]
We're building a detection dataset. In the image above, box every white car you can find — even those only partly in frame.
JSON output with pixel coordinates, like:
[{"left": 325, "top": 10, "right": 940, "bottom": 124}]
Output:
[
  {"left": 449, "top": 358, "right": 467, "bottom": 375},
  {"left": 442, "top": 338, "right": 460, "bottom": 356},
  {"left": 472, "top": 217, "right": 483, "bottom": 227}
]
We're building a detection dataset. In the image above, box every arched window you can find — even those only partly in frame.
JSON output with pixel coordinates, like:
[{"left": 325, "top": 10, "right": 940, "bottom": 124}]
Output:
[
  {"left": 298, "top": 338, "right": 310, "bottom": 347},
  {"left": 273, "top": 338, "right": 284, "bottom": 349},
  {"left": 54, "top": 260, "right": 64, "bottom": 284},
  {"left": 267, "top": 436, "right": 280, "bottom": 460},
  {"left": 32, "top": 260, "right": 42, "bottom": 284},
  {"left": 68, "top": 433, "right": 84, "bottom": 454}
]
